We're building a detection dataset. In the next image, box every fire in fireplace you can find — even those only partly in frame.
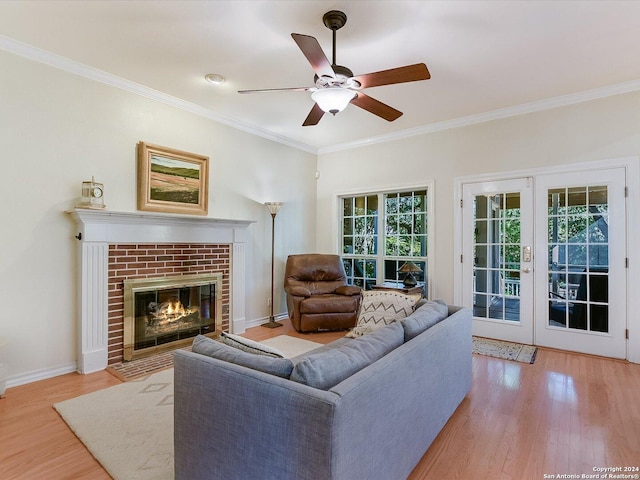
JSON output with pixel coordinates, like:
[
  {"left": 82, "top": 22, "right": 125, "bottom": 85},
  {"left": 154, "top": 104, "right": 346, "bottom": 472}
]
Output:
[{"left": 123, "top": 273, "right": 223, "bottom": 361}]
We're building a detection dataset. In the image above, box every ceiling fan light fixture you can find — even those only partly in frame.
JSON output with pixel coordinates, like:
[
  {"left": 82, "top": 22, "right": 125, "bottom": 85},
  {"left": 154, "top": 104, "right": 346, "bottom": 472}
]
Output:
[{"left": 311, "top": 88, "right": 356, "bottom": 115}]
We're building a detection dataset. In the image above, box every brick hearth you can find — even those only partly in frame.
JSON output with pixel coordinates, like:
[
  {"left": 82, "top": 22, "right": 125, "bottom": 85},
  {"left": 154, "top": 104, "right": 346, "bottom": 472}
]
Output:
[{"left": 107, "top": 243, "right": 230, "bottom": 365}]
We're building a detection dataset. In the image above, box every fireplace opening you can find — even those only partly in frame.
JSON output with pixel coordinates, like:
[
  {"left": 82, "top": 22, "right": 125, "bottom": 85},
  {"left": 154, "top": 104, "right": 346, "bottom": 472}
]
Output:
[{"left": 123, "top": 273, "right": 223, "bottom": 361}]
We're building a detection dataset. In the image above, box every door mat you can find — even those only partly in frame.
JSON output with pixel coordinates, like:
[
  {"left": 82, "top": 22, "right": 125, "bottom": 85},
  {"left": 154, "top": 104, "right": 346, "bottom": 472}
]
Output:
[{"left": 473, "top": 336, "right": 538, "bottom": 364}]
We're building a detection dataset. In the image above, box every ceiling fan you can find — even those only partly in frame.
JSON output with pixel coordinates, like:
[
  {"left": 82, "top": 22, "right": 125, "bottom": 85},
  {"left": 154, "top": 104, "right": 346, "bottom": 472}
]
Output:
[{"left": 238, "top": 10, "right": 431, "bottom": 126}]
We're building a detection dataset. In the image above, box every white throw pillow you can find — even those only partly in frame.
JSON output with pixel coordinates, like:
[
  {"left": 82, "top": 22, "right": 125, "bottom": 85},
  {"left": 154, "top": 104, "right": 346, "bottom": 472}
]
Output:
[
  {"left": 347, "top": 290, "right": 416, "bottom": 337},
  {"left": 220, "top": 332, "right": 286, "bottom": 358}
]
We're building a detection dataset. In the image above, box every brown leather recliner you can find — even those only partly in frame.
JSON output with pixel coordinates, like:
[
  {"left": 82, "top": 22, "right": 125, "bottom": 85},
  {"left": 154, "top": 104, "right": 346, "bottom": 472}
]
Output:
[{"left": 284, "top": 254, "right": 362, "bottom": 333}]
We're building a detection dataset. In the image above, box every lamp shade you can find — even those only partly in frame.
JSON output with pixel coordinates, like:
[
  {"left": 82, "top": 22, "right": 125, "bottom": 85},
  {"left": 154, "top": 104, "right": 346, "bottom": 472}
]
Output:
[
  {"left": 398, "top": 261, "right": 423, "bottom": 273},
  {"left": 311, "top": 88, "right": 356, "bottom": 115},
  {"left": 265, "top": 202, "right": 283, "bottom": 216}
]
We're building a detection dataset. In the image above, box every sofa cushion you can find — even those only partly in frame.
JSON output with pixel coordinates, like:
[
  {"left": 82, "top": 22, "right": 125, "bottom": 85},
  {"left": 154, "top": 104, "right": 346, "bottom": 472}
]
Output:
[
  {"left": 220, "top": 332, "right": 285, "bottom": 358},
  {"left": 289, "top": 321, "right": 404, "bottom": 390},
  {"left": 401, "top": 300, "right": 449, "bottom": 341},
  {"left": 347, "top": 290, "right": 416, "bottom": 337},
  {"left": 191, "top": 335, "right": 294, "bottom": 378}
]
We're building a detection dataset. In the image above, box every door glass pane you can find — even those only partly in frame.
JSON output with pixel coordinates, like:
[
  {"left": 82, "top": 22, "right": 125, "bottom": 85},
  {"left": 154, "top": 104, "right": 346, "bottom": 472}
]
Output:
[
  {"left": 473, "top": 193, "right": 520, "bottom": 322},
  {"left": 547, "top": 186, "right": 609, "bottom": 332}
]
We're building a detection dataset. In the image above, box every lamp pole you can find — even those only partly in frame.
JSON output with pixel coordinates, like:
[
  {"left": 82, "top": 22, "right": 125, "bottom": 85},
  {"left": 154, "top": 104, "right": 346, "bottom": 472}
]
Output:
[{"left": 263, "top": 202, "right": 284, "bottom": 328}]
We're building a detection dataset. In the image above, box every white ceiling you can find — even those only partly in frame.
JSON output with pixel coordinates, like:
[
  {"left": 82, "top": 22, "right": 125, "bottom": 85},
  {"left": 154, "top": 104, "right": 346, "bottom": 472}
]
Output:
[{"left": 1, "top": 0, "right": 639, "bottom": 153}]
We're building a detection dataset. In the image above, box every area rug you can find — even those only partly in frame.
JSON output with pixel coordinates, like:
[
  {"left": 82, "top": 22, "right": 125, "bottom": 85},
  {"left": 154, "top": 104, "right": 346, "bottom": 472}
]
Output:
[
  {"left": 54, "top": 368, "right": 174, "bottom": 480},
  {"left": 472, "top": 336, "right": 538, "bottom": 364},
  {"left": 53, "top": 335, "right": 323, "bottom": 480},
  {"left": 260, "top": 335, "right": 323, "bottom": 357}
]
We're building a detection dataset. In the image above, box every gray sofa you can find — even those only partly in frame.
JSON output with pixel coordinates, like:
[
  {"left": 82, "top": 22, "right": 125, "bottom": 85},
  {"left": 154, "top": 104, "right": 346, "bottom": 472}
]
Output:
[{"left": 174, "top": 304, "right": 472, "bottom": 480}]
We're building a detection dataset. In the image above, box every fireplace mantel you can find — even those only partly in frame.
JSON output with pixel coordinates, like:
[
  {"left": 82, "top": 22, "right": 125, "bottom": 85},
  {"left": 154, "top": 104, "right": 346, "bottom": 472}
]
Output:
[
  {"left": 68, "top": 208, "right": 255, "bottom": 374},
  {"left": 68, "top": 208, "right": 254, "bottom": 243}
]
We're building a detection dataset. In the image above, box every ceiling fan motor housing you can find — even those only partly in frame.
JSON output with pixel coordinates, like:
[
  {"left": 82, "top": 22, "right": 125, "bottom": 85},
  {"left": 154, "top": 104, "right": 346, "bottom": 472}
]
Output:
[
  {"left": 323, "top": 10, "right": 347, "bottom": 30},
  {"left": 314, "top": 64, "right": 359, "bottom": 89}
]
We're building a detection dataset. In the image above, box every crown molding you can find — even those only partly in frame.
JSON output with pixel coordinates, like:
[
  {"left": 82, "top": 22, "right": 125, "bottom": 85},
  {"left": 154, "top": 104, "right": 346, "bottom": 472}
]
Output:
[
  {"left": 318, "top": 78, "right": 640, "bottom": 154},
  {"left": 0, "top": 35, "right": 317, "bottom": 154},
  {"left": 2, "top": 34, "right": 639, "bottom": 157}
]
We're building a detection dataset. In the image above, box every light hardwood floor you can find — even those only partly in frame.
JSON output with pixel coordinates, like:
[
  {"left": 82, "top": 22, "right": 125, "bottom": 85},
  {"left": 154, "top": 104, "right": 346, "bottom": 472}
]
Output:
[{"left": 1, "top": 320, "right": 639, "bottom": 479}]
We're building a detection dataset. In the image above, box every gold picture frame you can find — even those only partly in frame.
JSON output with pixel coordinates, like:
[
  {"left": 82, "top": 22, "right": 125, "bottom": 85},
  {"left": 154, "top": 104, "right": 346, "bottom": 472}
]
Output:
[{"left": 137, "top": 142, "right": 209, "bottom": 216}]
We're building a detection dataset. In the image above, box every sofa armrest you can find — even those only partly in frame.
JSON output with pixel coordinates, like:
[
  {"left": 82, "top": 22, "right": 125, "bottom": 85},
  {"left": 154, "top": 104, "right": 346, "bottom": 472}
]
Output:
[
  {"left": 174, "top": 350, "right": 339, "bottom": 480},
  {"left": 287, "top": 285, "right": 312, "bottom": 297},
  {"left": 327, "top": 306, "right": 472, "bottom": 480},
  {"left": 335, "top": 285, "right": 361, "bottom": 296}
]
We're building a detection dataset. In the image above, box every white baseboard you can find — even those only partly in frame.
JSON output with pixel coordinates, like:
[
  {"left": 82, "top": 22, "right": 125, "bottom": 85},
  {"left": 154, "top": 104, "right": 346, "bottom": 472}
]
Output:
[
  {"left": 231, "top": 316, "right": 246, "bottom": 334},
  {"left": 244, "top": 313, "right": 288, "bottom": 330},
  {"left": 6, "top": 362, "right": 78, "bottom": 389}
]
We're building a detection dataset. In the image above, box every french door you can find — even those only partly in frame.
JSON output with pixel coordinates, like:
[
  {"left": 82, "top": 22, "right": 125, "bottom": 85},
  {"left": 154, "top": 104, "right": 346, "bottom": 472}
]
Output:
[
  {"left": 534, "top": 169, "right": 626, "bottom": 358},
  {"left": 462, "top": 178, "right": 534, "bottom": 345},
  {"left": 461, "top": 168, "right": 627, "bottom": 358}
]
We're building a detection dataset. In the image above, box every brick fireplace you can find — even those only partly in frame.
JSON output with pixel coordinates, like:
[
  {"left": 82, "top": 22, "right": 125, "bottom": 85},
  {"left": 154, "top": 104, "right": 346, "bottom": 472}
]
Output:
[
  {"left": 68, "top": 209, "right": 253, "bottom": 374},
  {"left": 108, "top": 244, "right": 229, "bottom": 364}
]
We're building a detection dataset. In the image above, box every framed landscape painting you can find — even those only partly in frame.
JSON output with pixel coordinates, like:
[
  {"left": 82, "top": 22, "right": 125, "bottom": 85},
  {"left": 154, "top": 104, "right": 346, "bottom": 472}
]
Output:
[{"left": 137, "top": 142, "right": 209, "bottom": 215}]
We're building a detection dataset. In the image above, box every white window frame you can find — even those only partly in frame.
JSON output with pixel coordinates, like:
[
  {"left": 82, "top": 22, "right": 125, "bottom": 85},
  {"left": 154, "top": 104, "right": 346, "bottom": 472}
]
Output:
[{"left": 336, "top": 182, "right": 435, "bottom": 299}]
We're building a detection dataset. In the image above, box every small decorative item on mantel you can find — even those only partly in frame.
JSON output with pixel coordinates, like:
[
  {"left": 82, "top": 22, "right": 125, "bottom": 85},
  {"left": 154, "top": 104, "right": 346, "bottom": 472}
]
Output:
[{"left": 77, "top": 176, "right": 106, "bottom": 210}]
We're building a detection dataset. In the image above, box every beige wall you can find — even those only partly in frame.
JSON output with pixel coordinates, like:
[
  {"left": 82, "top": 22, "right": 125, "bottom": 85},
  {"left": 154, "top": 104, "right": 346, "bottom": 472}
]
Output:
[{"left": 0, "top": 51, "right": 317, "bottom": 383}]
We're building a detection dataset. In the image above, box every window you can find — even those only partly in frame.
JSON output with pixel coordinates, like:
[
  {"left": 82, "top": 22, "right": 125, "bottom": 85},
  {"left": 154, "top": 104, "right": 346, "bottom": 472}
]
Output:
[{"left": 341, "top": 188, "right": 430, "bottom": 295}]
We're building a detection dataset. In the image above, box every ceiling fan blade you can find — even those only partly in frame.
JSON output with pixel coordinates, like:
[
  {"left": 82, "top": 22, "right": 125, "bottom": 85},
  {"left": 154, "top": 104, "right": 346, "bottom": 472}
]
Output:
[
  {"left": 302, "top": 103, "right": 325, "bottom": 126},
  {"left": 350, "top": 92, "right": 403, "bottom": 122},
  {"left": 352, "top": 63, "right": 430, "bottom": 89},
  {"left": 238, "top": 86, "right": 312, "bottom": 94},
  {"left": 291, "top": 33, "right": 335, "bottom": 79}
]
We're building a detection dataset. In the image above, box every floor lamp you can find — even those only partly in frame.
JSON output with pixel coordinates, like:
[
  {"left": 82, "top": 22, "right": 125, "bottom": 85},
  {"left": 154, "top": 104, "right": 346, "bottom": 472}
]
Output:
[{"left": 262, "top": 202, "right": 284, "bottom": 328}]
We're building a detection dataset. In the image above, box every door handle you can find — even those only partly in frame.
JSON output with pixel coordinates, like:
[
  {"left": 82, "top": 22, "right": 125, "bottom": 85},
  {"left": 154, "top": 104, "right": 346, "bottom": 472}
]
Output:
[{"left": 522, "top": 267, "right": 531, "bottom": 273}]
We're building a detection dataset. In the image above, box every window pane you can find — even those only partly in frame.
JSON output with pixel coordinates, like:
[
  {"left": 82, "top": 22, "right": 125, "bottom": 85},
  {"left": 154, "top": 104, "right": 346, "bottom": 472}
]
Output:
[
  {"left": 549, "top": 216, "right": 567, "bottom": 243},
  {"left": 475, "top": 196, "right": 489, "bottom": 220},
  {"left": 386, "top": 195, "right": 398, "bottom": 214},
  {"left": 566, "top": 216, "right": 587, "bottom": 243},
  {"left": 343, "top": 198, "right": 353, "bottom": 217},
  {"left": 386, "top": 214, "right": 398, "bottom": 234},
  {"left": 548, "top": 188, "right": 566, "bottom": 216},
  {"left": 343, "top": 236, "right": 353, "bottom": 254},
  {"left": 567, "top": 187, "right": 587, "bottom": 214},
  {"left": 505, "top": 192, "right": 520, "bottom": 211},
  {"left": 399, "top": 191, "right": 413, "bottom": 213},
  {"left": 399, "top": 214, "right": 412, "bottom": 235},
  {"left": 414, "top": 213, "right": 427, "bottom": 234},
  {"left": 367, "top": 195, "right": 378, "bottom": 215},
  {"left": 343, "top": 218, "right": 352, "bottom": 236},
  {"left": 414, "top": 235, "right": 427, "bottom": 256},
  {"left": 385, "top": 235, "right": 398, "bottom": 256},
  {"left": 413, "top": 190, "right": 427, "bottom": 213}
]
